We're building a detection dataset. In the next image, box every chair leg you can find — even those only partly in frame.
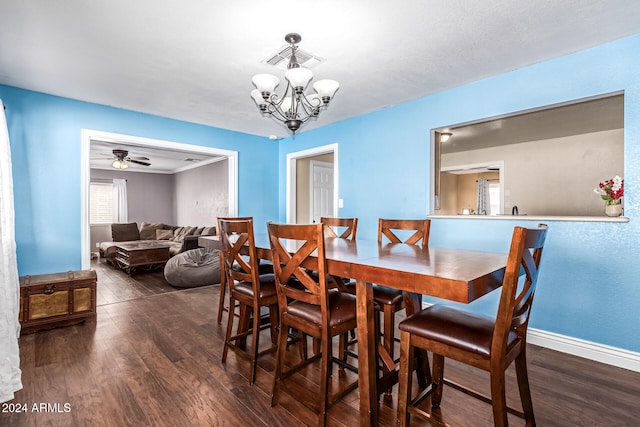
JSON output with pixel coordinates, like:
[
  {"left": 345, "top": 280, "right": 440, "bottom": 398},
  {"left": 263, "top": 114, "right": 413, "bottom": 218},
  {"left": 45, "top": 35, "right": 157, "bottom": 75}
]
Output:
[
  {"left": 271, "top": 319, "right": 290, "bottom": 406},
  {"left": 490, "top": 369, "right": 508, "bottom": 427},
  {"left": 249, "top": 305, "right": 260, "bottom": 384},
  {"left": 382, "top": 305, "right": 395, "bottom": 395},
  {"left": 237, "top": 304, "right": 250, "bottom": 349},
  {"left": 217, "top": 253, "right": 226, "bottom": 324},
  {"left": 318, "top": 333, "right": 331, "bottom": 427},
  {"left": 269, "top": 305, "right": 278, "bottom": 346},
  {"left": 298, "top": 329, "right": 308, "bottom": 360},
  {"left": 221, "top": 295, "right": 236, "bottom": 364},
  {"left": 338, "top": 332, "right": 347, "bottom": 371},
  {"left": 515, "top": 350, "right": 536, "bottom": 426},
  {"left": 431, "top": 353, "right": 445, "bottom": 408},
  {"left": 383, "top": 305, "right": 395, "bottom": 360},
  {"left": 396, "top": 331, "right": 413, "bottom": 427}
]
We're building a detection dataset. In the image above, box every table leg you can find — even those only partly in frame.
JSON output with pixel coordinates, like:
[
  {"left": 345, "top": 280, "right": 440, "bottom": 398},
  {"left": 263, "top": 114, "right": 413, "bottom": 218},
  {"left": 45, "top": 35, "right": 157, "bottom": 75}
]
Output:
[{"left": 356, "top": 279, "right": 378, "bottom": 426}]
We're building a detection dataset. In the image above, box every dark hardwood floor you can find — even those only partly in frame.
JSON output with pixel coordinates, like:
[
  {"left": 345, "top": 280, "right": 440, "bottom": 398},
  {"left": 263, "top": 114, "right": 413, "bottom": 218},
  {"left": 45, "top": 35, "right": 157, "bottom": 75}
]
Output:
[{"left": 3, "top": 259, "right": 639, "bottom": 426}]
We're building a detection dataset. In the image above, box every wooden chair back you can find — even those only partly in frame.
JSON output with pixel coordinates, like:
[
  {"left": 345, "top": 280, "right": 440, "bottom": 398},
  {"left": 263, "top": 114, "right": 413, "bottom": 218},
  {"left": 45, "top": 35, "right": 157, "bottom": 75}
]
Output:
[
  {"left": 217, "top": 217, "right": 261, "bottom": 294},
  {"left": 378, "top": 219, "right": 431, "bottom": 247},
  {"left": 494, "top": 224, "right": 548, "bottom": 353},
  {"left": 320, "top": 217, "right": 358, "bottom": 240},
  {"left": 267, "top": 222, "right": 330, "bottom": 323}
]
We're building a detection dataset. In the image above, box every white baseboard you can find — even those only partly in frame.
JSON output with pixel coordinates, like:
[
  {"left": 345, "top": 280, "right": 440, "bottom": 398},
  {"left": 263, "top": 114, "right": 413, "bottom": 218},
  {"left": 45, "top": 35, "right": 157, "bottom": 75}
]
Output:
[{"left": 527, "top": 328, "right": 640, "bottom": 373}]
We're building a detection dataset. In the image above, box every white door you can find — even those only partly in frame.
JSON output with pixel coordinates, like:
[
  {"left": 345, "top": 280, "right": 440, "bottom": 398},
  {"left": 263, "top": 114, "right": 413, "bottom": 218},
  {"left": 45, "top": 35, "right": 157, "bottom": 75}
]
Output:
[{"left": 310, "top": 160, "right": 334, "bottom": 223}]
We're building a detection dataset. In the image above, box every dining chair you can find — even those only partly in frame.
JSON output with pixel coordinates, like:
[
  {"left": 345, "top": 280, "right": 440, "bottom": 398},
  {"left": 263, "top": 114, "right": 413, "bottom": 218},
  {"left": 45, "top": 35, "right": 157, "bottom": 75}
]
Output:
[
  {"left": 219, "top": 217, "right": 279, "bottom": 384},
  {"left": 396, "top": 224, "right": 549, "bottom": 427},
  {"left": 319, "top": 217, "right": 359, "bottom": 356},
  {"left": 217, "top": 218, "right": 273, "bottom": 325},
  {"left": 267, "top": 222, "right": 360, "bottom": 427},
  {"left": 320, "top": 216, "right": 358, "bottom": 240},
  {"left": 378, "top": 218, "right": 431, "bottom": 330}
]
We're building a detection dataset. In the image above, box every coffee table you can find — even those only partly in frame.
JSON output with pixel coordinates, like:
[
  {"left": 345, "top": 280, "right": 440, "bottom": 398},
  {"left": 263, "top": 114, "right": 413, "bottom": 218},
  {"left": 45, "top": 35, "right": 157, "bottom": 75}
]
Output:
[{"left": 114, "top": 241, "right": 173, "bottom": 274}]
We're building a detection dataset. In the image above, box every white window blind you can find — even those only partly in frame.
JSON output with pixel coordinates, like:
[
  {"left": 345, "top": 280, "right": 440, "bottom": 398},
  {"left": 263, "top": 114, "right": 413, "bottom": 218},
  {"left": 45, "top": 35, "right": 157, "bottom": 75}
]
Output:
[{"left": 90, "top": 182, "right": 113, "bottom": 224}]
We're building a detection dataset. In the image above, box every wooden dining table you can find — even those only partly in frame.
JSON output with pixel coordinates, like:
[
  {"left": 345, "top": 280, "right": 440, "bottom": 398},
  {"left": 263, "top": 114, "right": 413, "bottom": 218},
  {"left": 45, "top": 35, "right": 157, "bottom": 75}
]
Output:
[{"left": 199, "top": 234, "right": 508, "bottom": 426}]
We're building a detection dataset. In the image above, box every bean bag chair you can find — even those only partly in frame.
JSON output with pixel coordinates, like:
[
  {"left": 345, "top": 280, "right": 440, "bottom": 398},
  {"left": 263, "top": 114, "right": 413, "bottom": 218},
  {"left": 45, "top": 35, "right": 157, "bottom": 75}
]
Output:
[{"left": 164, "top": 248, "right": 221, "bottom": 288}]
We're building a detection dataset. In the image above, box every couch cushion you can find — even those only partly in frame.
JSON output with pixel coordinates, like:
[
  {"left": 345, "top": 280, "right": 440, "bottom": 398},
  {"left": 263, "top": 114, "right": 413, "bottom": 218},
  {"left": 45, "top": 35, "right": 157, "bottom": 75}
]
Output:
[
  {"left": 139, "top": 222, "right": 164, "bottom": 240},
  {"left": 99, "top": 241, "right": 117, "bottom": 257},
  {"left": 111, "top": 223, "right": 140, "bottom": 242},
  {"left": 156, "top": 229, "right": 173, "bottom": 240},
  {"left": 201, "top": 226, "right": 216, "bottom": 236},
  {"left": 170, "top": 227, "right": 185, "bottom": 241},
  {"left": 193, "top": 227, "right": 205, "bottom": 236},
  {"left": 171, "top": 226, "right": 197, "bottom": 242}
]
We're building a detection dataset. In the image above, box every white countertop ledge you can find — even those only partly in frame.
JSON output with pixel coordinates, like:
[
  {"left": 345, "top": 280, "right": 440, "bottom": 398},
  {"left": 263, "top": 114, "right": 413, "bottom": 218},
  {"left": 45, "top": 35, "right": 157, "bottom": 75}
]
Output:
[{"left": 428, "top": 214, "right": 629, "bottom": 223}]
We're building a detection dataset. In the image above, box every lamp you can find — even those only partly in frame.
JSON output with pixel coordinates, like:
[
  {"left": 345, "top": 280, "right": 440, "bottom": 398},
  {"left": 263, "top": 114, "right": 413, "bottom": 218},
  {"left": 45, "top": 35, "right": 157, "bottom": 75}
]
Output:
[
  {"left": 440, "top": 132, "right": 453, "bottom": 142},
  {"left": 251, "top": 33, "right": 339, "bottom": 134},
  {"left": 112, "top": 159, "right": 128, "bottom": 169}
]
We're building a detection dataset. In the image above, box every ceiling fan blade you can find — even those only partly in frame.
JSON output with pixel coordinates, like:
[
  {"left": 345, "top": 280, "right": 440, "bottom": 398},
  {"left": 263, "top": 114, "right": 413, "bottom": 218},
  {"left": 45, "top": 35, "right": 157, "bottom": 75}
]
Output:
[
  {"left": 129, "top": 159, "right": 151, "bottom": 166},
  {"left": 130, "top": 156, "right": 150, "bottom": 161}
]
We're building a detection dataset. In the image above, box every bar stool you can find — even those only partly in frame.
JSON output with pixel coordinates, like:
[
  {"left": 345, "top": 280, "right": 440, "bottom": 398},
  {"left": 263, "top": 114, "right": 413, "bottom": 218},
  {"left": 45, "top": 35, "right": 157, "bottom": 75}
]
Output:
[
  {"left": 268, "top": 222, "right": 360, "bottom": 427},
  {"left": 396, "top": 224, "right": 548, "bottom": 426},
  {"left": 219, "top": 217, "right": 278, "bottom": 384}
]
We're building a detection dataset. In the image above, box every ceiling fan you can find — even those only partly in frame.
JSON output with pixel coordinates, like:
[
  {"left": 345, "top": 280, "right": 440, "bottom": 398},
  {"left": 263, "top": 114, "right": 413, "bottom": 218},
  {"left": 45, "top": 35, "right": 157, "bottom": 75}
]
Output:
[{"left": 109, "top": 149, "right": 151, "bottom": 169}]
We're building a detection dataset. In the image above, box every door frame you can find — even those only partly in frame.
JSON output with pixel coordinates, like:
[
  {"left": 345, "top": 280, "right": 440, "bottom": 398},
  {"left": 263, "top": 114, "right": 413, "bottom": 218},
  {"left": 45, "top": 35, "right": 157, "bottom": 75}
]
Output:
[
  {"left": 80, "top": 129, "right": 238, "bottom": 269},
  {"left": 286, "top": 143, "right": 338, "bottom": 224}
]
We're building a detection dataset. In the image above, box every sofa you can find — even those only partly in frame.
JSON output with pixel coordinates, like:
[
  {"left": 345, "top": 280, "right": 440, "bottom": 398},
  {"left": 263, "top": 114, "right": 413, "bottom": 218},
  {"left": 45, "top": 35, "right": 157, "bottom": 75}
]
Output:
[{"left": 99, "top": 222, "right": 216, "bottom": 264}]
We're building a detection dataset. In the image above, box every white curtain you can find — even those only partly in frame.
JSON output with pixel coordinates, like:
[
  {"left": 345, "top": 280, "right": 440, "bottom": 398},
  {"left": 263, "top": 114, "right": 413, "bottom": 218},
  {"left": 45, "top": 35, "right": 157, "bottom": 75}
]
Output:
[
  {"left": 112, "top": 178, "right": 128, "bottom": 223},
  {"left": 0, "top": 99, "right": 23, "bottom": 403},
  {"left": 477, "top": 179, "right": 490, "bottom": 216}
]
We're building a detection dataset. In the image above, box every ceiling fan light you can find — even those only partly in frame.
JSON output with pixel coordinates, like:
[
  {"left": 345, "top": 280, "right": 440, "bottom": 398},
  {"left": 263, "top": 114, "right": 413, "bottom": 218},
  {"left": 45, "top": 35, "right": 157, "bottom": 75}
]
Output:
[
  {"left": 313, "top": 79, "right": 339, "bottom": 102},
  {"left": 285, "top": 67, "right": 313, "bottom": 91},
  {"left": 251, "top": 74, "right": 280, "bottom": 97},
  {"left": 112, "top": 160, "right": 128, "bottom": 169}
]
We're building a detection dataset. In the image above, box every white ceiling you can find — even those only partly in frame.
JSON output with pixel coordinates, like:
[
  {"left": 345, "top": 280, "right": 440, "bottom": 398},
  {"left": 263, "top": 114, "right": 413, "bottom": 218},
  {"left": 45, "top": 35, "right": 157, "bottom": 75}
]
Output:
[
  {"left": 90, "top": 139, "right": 225, "bottom": 173},
  {"left": 1, "top": 0, "right": 639, "bottom": 168}
]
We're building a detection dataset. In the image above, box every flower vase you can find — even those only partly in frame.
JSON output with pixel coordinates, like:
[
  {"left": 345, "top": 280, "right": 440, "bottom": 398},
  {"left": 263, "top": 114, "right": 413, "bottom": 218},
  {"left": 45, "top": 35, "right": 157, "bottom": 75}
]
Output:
[{"left": 605, "top": 204, "right": 622, "bottom": 217}]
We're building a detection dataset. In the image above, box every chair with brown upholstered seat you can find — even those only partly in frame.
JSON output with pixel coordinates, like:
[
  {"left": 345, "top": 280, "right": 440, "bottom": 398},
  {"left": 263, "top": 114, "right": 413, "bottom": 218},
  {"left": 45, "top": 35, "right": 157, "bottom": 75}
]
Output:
[
  {"left": 219, "top": 217, "right": 279, "bottom": 385},
  {"left": 267, "top": 222, "right": 359, "bottom": 427},
  {"left": 396, "top": 224, "right": 548, "bottom": 427},
  {"left": 344, "top": 218, "right": 431, "bottom": 393}
]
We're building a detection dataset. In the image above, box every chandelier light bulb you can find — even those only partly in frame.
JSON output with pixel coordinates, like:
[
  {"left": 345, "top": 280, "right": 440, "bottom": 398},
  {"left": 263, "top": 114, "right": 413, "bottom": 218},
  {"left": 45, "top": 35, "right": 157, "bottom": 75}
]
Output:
[
  {"left": 285, "top": 67, "right": 313, "bottom": 92},
  {"left": 250, "top": 89, "right": 267, "bottom": 110},
  {"left": 280, "top": 97, "right": 293, "bottom": 116},
  {"left": 313, "top": 79, "right": 340, "bottom": 102},
  {"left": 252, "top": 74, "right": 280, "bottom": 97}
]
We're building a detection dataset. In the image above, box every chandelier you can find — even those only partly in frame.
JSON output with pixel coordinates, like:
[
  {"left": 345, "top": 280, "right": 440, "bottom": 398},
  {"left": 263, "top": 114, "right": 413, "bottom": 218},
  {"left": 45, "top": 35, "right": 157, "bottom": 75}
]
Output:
[{"left": 250, "top": 33, "right": 339, "bottom": 134}]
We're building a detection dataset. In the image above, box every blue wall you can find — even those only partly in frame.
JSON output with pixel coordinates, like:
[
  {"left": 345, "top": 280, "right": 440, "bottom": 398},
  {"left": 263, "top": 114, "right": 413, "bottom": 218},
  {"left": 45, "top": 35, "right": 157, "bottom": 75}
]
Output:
[
  {"left": 4, "top": 34, "right": 639, "bottom": 355},
  {"left": 278, "top": 35, "right": 640, "bottom": 353},
  {"left": 1, "top": 85, "right": 280, "bottom": 275}
]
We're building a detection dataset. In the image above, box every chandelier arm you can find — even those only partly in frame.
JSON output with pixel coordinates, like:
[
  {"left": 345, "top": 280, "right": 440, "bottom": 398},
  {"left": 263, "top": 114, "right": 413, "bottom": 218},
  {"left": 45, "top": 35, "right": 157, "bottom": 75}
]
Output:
[
  {"left": 298, "top": 93, "right": 323, "bottom": 117},
  {"left": 262, "top": 81, "right": 293, "bottom": 121}
]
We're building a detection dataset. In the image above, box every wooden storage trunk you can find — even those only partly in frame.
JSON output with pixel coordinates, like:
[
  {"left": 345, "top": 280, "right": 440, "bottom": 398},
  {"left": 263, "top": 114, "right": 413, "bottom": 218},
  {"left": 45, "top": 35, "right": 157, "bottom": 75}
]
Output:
[{"left": 19, "top": 270, "right": 97, "bottom": 334}]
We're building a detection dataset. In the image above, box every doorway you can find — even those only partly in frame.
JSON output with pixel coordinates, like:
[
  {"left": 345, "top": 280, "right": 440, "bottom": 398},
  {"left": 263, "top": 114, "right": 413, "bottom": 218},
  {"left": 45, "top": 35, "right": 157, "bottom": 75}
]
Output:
[
  {"left": 80, "top": 129, "right": 239, "bottom": 269},
  {"left": 286, "top": 143, "right": 338, "bottom": 224}
]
